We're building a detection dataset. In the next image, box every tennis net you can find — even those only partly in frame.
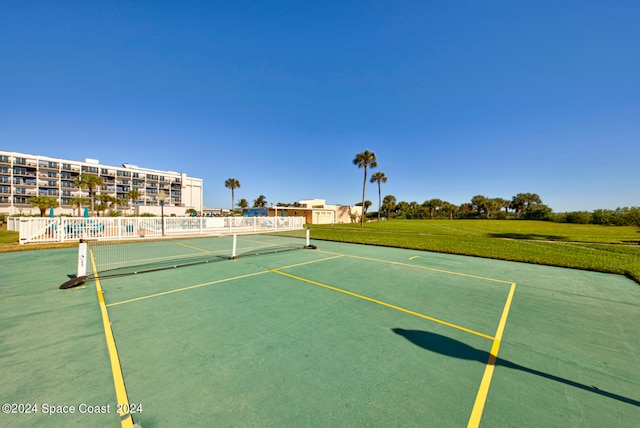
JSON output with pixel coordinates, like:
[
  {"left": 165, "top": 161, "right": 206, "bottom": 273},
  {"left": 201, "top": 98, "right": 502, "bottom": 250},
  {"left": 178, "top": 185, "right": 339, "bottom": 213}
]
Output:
[{"left": 60, "top": 230, "right": 315, "bottom": 288}]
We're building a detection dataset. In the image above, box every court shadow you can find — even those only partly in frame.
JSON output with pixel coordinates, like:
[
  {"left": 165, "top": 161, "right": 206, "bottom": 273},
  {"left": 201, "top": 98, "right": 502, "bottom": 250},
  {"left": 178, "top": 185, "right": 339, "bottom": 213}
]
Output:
[
  {"left": 488, "top": 233, "right": 567, "bottom": 241},
  {"left": 391, "top": 328, "right": 639, "bottom": 407}
]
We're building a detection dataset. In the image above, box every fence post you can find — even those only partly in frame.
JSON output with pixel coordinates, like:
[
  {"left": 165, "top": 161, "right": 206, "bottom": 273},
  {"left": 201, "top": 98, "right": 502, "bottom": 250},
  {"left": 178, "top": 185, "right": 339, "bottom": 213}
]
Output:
[{"left": 19, "top": 218, "right": 28, "bottom": 244}]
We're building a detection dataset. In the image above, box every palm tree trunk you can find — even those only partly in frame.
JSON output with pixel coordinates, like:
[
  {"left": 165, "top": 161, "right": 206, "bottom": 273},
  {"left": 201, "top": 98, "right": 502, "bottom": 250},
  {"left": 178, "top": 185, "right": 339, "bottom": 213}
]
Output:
[
  {"left": 377, "top": 183, "right": 381, "bottom": 221},
  {"left": 360, "top": 167, "right": 367, "bottom": 225}
]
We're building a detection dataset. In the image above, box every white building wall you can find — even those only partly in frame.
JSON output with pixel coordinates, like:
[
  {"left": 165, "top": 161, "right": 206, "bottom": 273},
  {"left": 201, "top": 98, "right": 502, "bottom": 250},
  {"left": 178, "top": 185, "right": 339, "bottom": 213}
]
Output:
[{"left": 0, "top": 150, "right": 203, "bottom": 216}]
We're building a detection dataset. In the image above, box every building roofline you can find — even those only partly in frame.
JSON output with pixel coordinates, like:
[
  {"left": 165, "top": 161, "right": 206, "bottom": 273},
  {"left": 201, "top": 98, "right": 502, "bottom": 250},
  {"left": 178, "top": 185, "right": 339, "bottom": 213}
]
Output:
[{"left": 0, "top": 149, "right": 195, "bottom": 178}]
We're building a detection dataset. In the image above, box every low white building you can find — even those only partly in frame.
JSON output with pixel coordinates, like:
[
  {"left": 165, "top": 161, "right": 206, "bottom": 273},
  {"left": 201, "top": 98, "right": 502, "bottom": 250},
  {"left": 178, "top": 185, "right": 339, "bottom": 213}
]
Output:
[{"left": 265, "top": 199, "right": 363, "bottom": 224}]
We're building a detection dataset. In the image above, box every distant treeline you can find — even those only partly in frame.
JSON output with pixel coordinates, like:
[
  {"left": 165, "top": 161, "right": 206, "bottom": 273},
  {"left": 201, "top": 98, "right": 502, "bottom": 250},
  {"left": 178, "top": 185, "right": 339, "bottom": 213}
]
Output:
[
  {"left": 370, "top": 193, "right": 640, "bottom": 226},
  {"left": 551, "top": 207, "right": 640, "bottom": 226}
]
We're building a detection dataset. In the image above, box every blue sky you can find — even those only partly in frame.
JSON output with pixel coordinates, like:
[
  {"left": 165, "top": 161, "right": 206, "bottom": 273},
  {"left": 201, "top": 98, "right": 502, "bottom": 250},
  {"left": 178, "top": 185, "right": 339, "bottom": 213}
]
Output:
[{"left": 2, "top": 1, "right": 638, "bottom": 212}]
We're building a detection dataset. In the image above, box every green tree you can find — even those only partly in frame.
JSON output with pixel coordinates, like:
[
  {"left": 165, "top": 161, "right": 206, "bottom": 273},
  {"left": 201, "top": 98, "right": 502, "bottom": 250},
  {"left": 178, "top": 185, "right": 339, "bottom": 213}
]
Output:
[
  {"left": 355, "top": 200, "right": 373, "bottom": 220},
  {"left": 224, "top": 178, "right": 241, "bottom": 216},
  {"left": 74, "top": 174, "right": 104, "bottom": 217},
  {"left": 69, "top": 197, "right": 88, "bottom": 217},
  {"left": 29, "top": 196, "right": 60, "bottom": 217},
  {"left": 424, "top": 198, "right": 443, "bottom": 219},
  {"left": 524, "top": 203, "right": 552, "bottom": 220},
  {"left": 185, "top": 208, "right": 197, "bottom": 216},
  {"left": 440, "top": 201, "right": 458, "bottom": 220},
  {"left": 353, "top": 150, "right": 378, "bottom": 226},
  {"left": 253, "top": 195, "right": 267, "bottom": 208},
  {"left": 395, "top": 201, "right": 409, "bottom": 218},
  {"left": 237, "top": 198, "right": 249, "bottom": 210},
  {"left": 96, "top": 194, "right": 116, "bottom": 216},
  {"left": 512, "top": 193, "right": 542, "bottom": 217},
  {"left": 459, "top": 202, "right": 474, "bottom": 218},
  {"left": 370, "top": 171, "right": 388, "bottom": 221},
  {"left": 382, "top": 194, "right": 397, "bottom": 219},
  {"left": 126, "top": 189, "right": 141, "bottom": 215},
  {"left": 471, "top": 195, "right": 488, "bottom": 218},
  {"left": 407, "top": 201, "right": 424, "bottom": 219}
]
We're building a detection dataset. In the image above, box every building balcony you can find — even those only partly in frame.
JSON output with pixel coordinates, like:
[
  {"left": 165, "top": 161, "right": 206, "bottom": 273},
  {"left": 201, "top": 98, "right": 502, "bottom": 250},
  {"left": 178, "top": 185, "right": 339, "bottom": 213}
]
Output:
[
  {"left": 13, "top": 170, "right": 37, "bottom": 177},
  {"left": 13, "top": 179, "right": 37, "bottom": 187},
  {"left": 62, "top": 164, "right": 81, "bottom": 172},
  {"left": 38, "top": 161, "right": 59, "bottom": 170}
]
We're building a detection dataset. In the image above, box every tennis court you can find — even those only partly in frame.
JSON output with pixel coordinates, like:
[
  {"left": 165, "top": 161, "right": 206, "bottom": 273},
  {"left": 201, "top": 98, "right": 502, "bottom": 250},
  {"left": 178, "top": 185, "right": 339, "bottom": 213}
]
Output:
[{"left": 1, "top": 234, "right": 639, "bottom": 427}]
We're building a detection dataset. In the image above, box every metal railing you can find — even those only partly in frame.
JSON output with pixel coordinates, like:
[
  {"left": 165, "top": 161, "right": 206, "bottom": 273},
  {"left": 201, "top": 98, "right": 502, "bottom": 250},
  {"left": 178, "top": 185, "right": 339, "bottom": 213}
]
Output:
[{"left": 15, "top": 216, "right": 305, "bottom": 244}]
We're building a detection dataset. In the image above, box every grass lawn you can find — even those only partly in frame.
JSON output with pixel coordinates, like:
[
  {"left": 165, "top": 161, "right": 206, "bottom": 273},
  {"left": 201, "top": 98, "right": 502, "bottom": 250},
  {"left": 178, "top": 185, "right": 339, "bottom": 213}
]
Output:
[
  {"left": 0, "top": 228, "right": 76, "bottom": 252},
  {"left": 308, "top": 220, "right": 640, "bottom": 283}
]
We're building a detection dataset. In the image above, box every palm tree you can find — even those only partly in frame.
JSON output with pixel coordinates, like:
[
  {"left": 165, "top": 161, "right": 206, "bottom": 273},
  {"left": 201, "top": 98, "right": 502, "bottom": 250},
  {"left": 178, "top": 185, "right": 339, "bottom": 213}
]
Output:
[
  {"left": 440, "top": 201, "right": 458, "bottom": 220},
  {"left": 237, "top": 198, "right": 249, "bottom": 210},
  {"left": 29, "top": 196, "right": 59, "bottom": 217},
  {"left": 253, "top": 195, "right": 267, "bottom": 208},
  {"left": 74, "top": 174, "right": 104, "bottom": 217},
  {"left": 382, "top": 194, "right": 397, "bottom": 219},
  {"left": 224, "top": 178, "right": 241, "bottom": 216},
  {"left": 126, "top": 189, "right": 141, "bottom": 216},
  {"left": 69, "top": 197, "right": 88, "bottom": 217},
  {"left": 511, "top": 193, "right": 542, "bottom": 217},
  {"left": 424, "top": 198, "right": 443, "bottom": 219},
  {"left": 395, "top": 201, "right": 409, "bottom": 218},
  {"left": 471, "top": 195, "right": 488, "bottom": 218},
  {"left": 370, "top": 171, "right": 388, "bottom": 221},
  {"left": 353, "top": 150, "right": 377, "bottom": 226}
]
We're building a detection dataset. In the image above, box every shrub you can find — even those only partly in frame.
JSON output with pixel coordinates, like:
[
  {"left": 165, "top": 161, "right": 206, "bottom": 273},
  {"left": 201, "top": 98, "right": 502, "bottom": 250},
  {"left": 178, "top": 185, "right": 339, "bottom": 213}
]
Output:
[{"left": 564, "top": 211, "right": 591, "bottom": 224}]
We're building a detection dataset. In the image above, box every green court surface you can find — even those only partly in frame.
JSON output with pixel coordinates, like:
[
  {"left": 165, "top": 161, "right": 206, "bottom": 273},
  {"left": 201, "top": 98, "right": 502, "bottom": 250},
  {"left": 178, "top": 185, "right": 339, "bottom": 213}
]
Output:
[{"left": 1, "top": 235, "right": 639, "bottom": 427}]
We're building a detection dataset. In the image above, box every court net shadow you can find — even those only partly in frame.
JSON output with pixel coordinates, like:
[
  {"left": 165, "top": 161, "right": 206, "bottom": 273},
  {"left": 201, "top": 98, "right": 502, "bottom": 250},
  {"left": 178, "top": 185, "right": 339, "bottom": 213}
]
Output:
[{"left": 392, "top": 328, "right": 639, "bottom": 407}]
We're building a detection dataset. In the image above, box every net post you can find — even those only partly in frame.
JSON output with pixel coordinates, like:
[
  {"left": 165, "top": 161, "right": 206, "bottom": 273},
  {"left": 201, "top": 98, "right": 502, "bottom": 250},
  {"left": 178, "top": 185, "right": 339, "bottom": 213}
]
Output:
[
  {"left": 231, "top": 234, "right": 237, "bottom": 259},
  {"left": 77, "top": 239, "right": 88, "bottom": 278},
  {"left": 306, "top": 228, "right": 310, "bottom": 247}
]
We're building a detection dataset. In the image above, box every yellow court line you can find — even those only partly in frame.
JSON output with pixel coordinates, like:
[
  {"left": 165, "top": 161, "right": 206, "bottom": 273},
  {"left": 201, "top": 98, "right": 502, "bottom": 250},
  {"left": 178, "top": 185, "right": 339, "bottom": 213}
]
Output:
[
  {"left": 107, "top": 271, "right": 268, "bottom": 307},
  {"left": 90, "top": 251, "right": 134, "bottom": 428},
  {"left": 274, "top": 270, "right": 495, "bottom": 341},
  {"left": 467, "top": 282, "right": 517, "bottom": 428},
  {"left": 107, "top": 254, "right": 343, "bottom": 307},
  {"left": 316, "top": 249, "right": 513, "bottom": 285},
  {"left": 272, "top": 254, "right": 344, "bottom": 270},
  {"left": 177, "top": 241, "right": 211, "bottom": 253},
  {"left": 409, "top": 256, "right": 419, "bottom": 260}
]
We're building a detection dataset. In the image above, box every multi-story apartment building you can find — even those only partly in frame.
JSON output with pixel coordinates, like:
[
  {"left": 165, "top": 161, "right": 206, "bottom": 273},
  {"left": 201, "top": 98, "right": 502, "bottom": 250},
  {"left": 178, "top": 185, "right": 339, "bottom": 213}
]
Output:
[{"left": 0, "top": 150, "right": 203, "bottom": 216}]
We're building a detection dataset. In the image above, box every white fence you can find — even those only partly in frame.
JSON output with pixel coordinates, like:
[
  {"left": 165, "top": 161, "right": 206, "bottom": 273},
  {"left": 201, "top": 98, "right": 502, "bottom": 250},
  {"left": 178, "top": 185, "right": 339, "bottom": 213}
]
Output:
[{"left": 14, "top": 216, "right": 305, "bottom": 244}]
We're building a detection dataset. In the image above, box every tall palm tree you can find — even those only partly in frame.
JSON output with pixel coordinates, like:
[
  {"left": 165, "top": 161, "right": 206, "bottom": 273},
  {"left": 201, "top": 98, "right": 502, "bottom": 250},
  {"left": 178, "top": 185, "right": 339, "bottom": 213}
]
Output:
[
  {"left": 224, "top": 178, "right": 241, "bottom": 216},
  {"left": 353, "top": 150, "right": 377, "bottom": 225},
  {"left": 370, "top": 171, "right": 387, "bottom": 221},
  {"left": 74, "top": 174, "right": 104, "bottom": 217}
]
